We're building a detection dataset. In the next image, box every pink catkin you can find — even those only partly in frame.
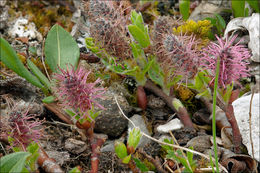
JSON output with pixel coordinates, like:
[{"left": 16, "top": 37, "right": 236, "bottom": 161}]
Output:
[
  {"left": 201, "top": 35, "right": 250, "bottom": 88},
  {"left": 53, "top": 66, "right": 105, "bottom": 121}
]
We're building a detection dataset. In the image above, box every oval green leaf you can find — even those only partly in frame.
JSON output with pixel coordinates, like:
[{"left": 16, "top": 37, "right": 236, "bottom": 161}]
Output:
[
  {"left": 0, "top": 37, "right": 44, "bottom": 89},
  {"left": 45, "top": 24, "right": 80, "bottom": 72},
  {"left": 122, "top": 154, "right": 132, "bottom": 164},
  {"left": 0, "top": 152, "right": 31, "bottom": 173},
  {"left": 114, "top": 141, "right": 128, "bottom": 159},
  {"left": 128, "top": 25, "right": 150, "bottom": 48}
]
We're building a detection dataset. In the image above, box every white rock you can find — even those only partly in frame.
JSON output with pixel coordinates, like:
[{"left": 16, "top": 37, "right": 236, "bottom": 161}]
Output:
[
  {"left": 157, "top": 118, "right": 184, "bottom": 133},
  {"left": 8, "top": 17, "right": 42, "bottom": 41},
  {"left": 232, "top": 93, "right": 260, "bottom": 161},
  {"left": 224, "top": 13, "right": 260, "bottom": 62},
  {"left": 128, "top": 114, "right": 151, "bottom": 148}
]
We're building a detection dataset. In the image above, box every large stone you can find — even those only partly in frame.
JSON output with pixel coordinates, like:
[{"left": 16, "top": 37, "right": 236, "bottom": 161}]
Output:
[
  {"left": 232, "top": 93, "right": 260, "bottom": 162},
  {"left": 94, "top": 88, "right": 132, "bottom": 137}
]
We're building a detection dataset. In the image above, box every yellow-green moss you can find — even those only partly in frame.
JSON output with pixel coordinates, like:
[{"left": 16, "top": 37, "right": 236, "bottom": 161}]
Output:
[{"left": 173, "top": 20, "right": 212, "bottom": 48}]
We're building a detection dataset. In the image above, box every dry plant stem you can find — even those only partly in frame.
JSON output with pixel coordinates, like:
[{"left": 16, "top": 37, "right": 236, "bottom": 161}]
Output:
[
  {"left": 138, "top": 148, "right": 168, "bottom": 173},
  {"left": 249, "top": 89, "right": 255, "bottom": 158},
  {"left": 43, "top": 103, "right": 73, "bottom": 124},
  {"left": 115, "top": 96, "right": 228, "bottom": 173},
  {"left": 76, "top": 121, "right": 107, "bottom": 173},
  {"left": 144, "top": 80, "right": 193, "bottom": 128},
  {"left": 40, "top": 38, "right": 51, "bottom": 81},
  {"left": 38, "top": 146, "right": 64, "bottom": 173}
]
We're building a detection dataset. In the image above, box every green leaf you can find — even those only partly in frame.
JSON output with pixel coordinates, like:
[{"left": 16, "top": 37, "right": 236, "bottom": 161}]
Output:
[
  {"left": 115, "top": 141, "right": 128, "bottom": 159},
  {"left": 42, "top": 96, "right": 55, "bottom": 103},
  {"left": 246, "top": 0, "right": 260, "bottom": 12},
  {"left": 204, "top": 18, "right": 216, "bottom": 25},
  {"left": 122, "top": 154, "right": 132, "bottom": 164},
  {"left": 231, "top": 0, "right": 245, "bottom": 17},
  {"left": 196, "top": 89, "right": 210, "bottom": 98},
  {"left": 45, "top": 24, "right": 80, "bottom": 72},
  {"left": 148, "top": 60, "right": 164, "bottom": 88},
  {"left": 179, "top": 0, "right": 190, "bottom": 21},
  {"left": 27, "top": 59, "right": 51, "bottom": 91},
  {"left": 209, "top": 152, "right": 215, "bottom": 173},
  {"left": 127, "top": 128, "right": 142, "bottom": 150},
  {"left": 26, "top": 143, "right": 39, "bottom": 172},
  {"left": 0, "top": 37, "right": 44, "bottom": 89},
  {"left": 162, "top": 139, "right": 174, "bottom": 151},
  {"left": 128, "top": 25, "right": 150, "bottom": 48},
  {"left": 187, "top": 146, "right": 194, "bottom": 166},
  {"left": 0, "top": 152, "right": 31, "bottom": 173},
  {"left": 69, "top": 167, "right": 81, "bottom": 173},
  {"left": 166, "top": 75, "right": 182, "bottom": 90},
  {"left": 132, "top": 158, "right": 149, "bottom": 172},
  {"left": 215, "top": 14, "right": 226, "bottom": 30},
  {"left": 222, "top": 83, "right": 234, "bottom": 103},
  {"left": 130, "top": 42, "right": 146, "bottom": 68}
]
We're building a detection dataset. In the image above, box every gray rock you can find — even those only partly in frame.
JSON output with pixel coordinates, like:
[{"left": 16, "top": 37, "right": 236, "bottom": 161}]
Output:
[
  {"left": 185, "top": 135, "right": 212, "bottom": 153},
  {"left": 147, "top": 94, "right": 165, "bottom": 109},
  {"left": 101, "top": 140, "right": 115, "bottom": 152},
  {"left": 128, "top": 114, "right": 151, "bottom": 148},
  {"left": 65, "top": 138, "right": 87, "bottom": 154},
  {"left": 45, "top": 150, "right": 70, "bottom": 165},
  {"left": 94, "top": 88, "right": 131, "bottom": 137},
  {"left": 0, "top": 6, "right": 8, "bottom": 30}
]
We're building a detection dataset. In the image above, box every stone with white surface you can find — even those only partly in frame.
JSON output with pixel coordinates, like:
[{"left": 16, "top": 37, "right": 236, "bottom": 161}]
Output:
[
  {"left": 232, "top": 93, "right": 260, "bottom": 161},
  {"left": 157, "top": 118, "right": 184, "bottom": 133}
]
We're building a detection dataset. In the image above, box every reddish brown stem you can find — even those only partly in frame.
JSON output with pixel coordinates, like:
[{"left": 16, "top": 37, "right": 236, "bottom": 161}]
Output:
[
  {"left": 128, "top": 159, "right": 141, "bottom": 173},
  {"left": 37, "top": 146, "right": 64, "bottom": 173},
  {"left": 76, "top": 121, "right": 108, "bottom": 173},
  {"left": 144, "top": 80, "right": 194, "bottom": 128},
  {"left": 225, "top": 104, "right": 242, "bottom": 153}
]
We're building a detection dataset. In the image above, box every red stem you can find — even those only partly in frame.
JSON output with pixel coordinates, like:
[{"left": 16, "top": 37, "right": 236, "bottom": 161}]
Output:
[
  {"left": 38, "top": 146, "right": 64, "bottom": 173},
  {"left": 225, "top": 104, "right": 242, "bottom": 153},
  {"left": 76, "top": 121, "right": 107, "bottom": 173}
]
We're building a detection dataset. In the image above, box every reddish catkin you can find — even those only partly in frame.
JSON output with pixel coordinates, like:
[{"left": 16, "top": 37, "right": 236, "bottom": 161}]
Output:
[
  {"left": 53, "top": 66, "right": 105, "bottom": 121},
  {"left": 0, "top": 109, "right": 44, "bottom": 151},
  {"left": 201, "top": 35, "right": 250, "bottom": 88}
]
